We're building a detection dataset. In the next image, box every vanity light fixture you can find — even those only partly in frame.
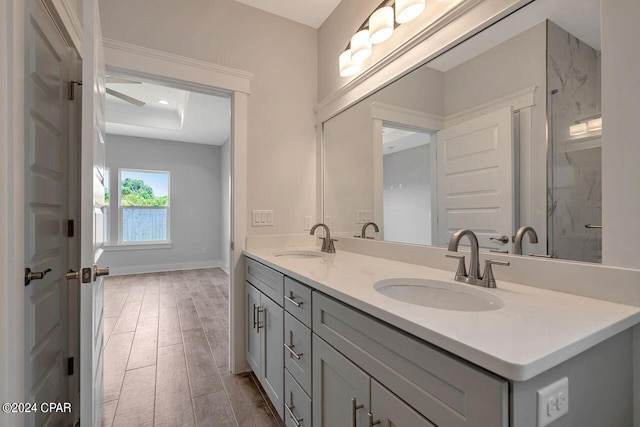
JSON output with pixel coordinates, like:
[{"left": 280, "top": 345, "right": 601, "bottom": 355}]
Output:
[
  {"left": 369, "top": 7, "right": 394, "bottom": 44},
  {"left": 587, "top": 117, "right": 602, "bottom": 132},
  {"left": 569, "top": 115, "right": 602, "bottom": 137},
  {"left": 351, "top": 30, "right": 373, "bottom": 62},
  {"left": 396, "top": 0, "right": 426, "bottom": 24},
  {"left": 338, "top": 0, "right": 432, "bottom": 77},
  {"left": 569, "top": 123, "right": 587, "bottom": 136},
  {"left": 339, "top": 49, "right": 360, "bottom": 77},
  {"left": 157, "top": 99, "right": 170, "bottom": 105}
]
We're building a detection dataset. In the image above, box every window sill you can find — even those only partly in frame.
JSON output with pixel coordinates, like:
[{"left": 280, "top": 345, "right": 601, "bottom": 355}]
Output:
[{"left": 104, "top": 242, "right": 173, "bottom": 251}]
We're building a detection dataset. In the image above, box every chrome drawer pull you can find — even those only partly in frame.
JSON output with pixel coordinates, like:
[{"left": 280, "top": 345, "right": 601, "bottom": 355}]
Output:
[
  {"left": 368, "top": 412, "right": 381, "bottom": 427},
  {"left": 252, "top": 303, "right": 257, "bottom": 330},
  {"left": 284, "top": 294, "right": 302, "bottom": 307},
  {"left": 256, "top": 307, "right": 265, "bottom": 331},
  {"left": 285, "top": 403, "right": 302, "bottom": 427},
  {"left": 351, "top": 398, "right": 363, "bottom": 427},
  {"left": 284, "top": 342, "right": 302, "bottom": 359}
]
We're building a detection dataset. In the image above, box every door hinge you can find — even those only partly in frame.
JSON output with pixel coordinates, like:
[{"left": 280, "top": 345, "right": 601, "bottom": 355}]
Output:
[
  {"left": 67, "top": 219, "right": 75, "bottom": 237},
  {"left": 67, "top": 357, "right": 74, "bottom": 376},
  {"left": 230, "top": 241, "right": 235, "bottom": 251},
  {"left": 67, "top": 80, "right": 82, "bottom": 100}
]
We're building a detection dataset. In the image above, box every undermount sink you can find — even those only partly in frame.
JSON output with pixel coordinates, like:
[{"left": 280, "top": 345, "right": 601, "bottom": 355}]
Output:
[
  {"left": 273, "top": 250, "right": 325, "bottom": 259},
  {"left": 374, "top": 278, "right": 504, "bottom": 312}
]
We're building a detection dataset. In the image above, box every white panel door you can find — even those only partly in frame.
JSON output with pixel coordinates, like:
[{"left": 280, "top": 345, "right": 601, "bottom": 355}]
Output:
[
  {"left": 24, "top": 1, "right": 72, "bottom": 426},
  {"left": 80, "top": 0, "right": 108, "bottom": 425},
  {"left": 436, "top": 107, "right": 514, "bottom": 250}
]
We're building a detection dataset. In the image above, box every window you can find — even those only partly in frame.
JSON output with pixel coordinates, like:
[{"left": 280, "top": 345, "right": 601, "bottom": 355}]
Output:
[{"left": 119, "top": 169, "right": 170, "bottom": 243}]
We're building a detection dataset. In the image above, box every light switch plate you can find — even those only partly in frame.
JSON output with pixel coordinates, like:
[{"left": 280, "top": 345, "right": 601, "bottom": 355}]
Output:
[
  {"left": 252, "top": 210, "right": 274, "bottom": 227},
  {"left": 356, "top": 210, "right": 373, "bottom": 224},
  {"left": 537, "top": 377, "right": 569, "bottom": 426}
]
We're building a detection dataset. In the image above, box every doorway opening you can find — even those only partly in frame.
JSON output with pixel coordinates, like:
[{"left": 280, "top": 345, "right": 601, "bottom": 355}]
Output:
[
  {"left": 381, "top": 124, "right": 435, "bottom": 246},
  {"left": 100, "top": 76, "right": 239, "bottom": 425}
]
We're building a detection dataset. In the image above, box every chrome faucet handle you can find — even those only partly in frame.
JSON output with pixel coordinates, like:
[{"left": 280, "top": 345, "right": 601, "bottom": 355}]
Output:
[
  {"left": 326, "top": 239, "right": 338, "bottom": 254},
  {"left": 490, "top": 249, "right": 509, "bottom": 254},
  {"left": 482, "top": 259, "right": 510, "bottom": 288},
  {"left": 445, "top": 254, "right": 467, "bottom": 280},
  {"left": 317, "top": 236, "right": 328, "bottom": 252}
]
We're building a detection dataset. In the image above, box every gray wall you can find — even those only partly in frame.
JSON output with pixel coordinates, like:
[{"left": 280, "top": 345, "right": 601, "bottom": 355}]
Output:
[
  {"left": 104, "top": 134, "right": 223, "bottom": 274},
  {"left": 383, "top": 144, "right": 432, "bottom": 245}
]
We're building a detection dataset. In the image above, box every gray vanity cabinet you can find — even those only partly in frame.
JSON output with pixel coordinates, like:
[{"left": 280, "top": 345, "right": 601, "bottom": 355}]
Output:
[
  {"left": 370, "top": 380, "right": 435, "bottom": 427},
  {"left": 312, "top": 334, "right": 370, "bottom": 427},
  {"left": 245, "top": 282, "right": 284, "bottom": 418},
  {"left": 245, "top": 283, "right": 261, "bottom": 373},
  {"left": 245, "top": 258, "right": 286, "bottom": 419}
]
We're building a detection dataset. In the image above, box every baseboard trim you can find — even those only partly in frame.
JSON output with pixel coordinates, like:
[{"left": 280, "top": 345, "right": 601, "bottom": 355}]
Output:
[{"left": 109, "top": 259, "right": 224, "bottom": 276}]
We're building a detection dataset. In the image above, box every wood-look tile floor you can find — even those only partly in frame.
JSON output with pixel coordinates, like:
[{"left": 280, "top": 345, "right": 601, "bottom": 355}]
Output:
[{"left": 102, "top": 268, "right": 282, "bottom": 427}]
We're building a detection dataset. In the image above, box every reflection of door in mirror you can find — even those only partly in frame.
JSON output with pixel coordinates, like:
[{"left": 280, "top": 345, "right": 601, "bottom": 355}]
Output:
[
  {"left": 382, "top": 125, "right": 434, "bottom": 246},
  {"left": 435, "top": 107, "right": 515, "bottom": 251}
]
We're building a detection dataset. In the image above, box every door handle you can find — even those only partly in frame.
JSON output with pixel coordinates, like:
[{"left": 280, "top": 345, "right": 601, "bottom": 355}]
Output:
[
  {"left": 93, "top": 265, "right": 110, "bottom": 281},
  {"left": 24, "top": 268, "right": 51, "bottom": 286},
  {"left": 66, "top": 269, "right": 80, "bottom": 280},
  {"left": 490, "top": 235, "right": 510, "bottom": 244}
]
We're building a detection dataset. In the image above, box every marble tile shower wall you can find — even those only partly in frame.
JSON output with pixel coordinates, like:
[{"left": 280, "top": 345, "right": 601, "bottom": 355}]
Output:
[{"left": 547, "top": 20, "right": 602, "bottom": 263}]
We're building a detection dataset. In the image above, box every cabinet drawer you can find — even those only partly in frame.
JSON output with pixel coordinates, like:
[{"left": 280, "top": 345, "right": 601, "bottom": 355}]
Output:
[
  {"left": 284, "top": 277, "right": 312, "bottom": 327},
  {"left": 285, "top": 370, "right": 311, "bottom": 427},
  {"left": 313, "top": 292, "right": 508, "bottom": 427},
  {"left": 246, "top": 257, "right": 284, "bottom": 306},
  {"left": 284, "top": 312, "right": 312, "bottom": 396}
]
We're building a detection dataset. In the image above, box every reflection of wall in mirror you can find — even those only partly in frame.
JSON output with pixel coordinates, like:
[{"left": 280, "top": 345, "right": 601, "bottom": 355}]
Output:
[
  {"left": 323, "top": 66, "right": 443, "bottom": 235},
  {"left": 383, "top": 142, "right": 432, "bottom": 245}
]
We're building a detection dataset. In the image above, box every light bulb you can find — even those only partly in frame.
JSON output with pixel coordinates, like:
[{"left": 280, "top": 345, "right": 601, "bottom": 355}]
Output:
[
  {"left": 339, "top": 50, "right": 359, "bottom": 77},
  {"left": 369, "top": 7, "right": 394, "bottom": 44},
  {"left": 350, "top": 30, "right": 372, "bottom": 62},
  {"left": 395, "top": 0, "right": 425, "bottom": 24}
]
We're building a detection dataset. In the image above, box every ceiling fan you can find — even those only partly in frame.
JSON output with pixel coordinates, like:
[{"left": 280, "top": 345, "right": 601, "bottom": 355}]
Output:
[{"left": 106, "top": 76, "right": 146, "bottom": 107}]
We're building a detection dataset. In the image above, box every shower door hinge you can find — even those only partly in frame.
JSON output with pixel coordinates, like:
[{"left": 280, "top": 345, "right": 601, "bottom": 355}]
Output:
[
  {"left": 68, "top": 80, "right": 82, "bottom": 100},
  {"left": 67, "top": 219, "right": 75, "bottom": 237},
  {"left": 67, "top": 357, "right": 74, "bottom": 376}
]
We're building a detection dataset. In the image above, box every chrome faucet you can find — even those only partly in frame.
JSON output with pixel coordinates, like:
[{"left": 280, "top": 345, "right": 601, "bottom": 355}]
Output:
[
  {"left": 310, "top": 223, "right": 337, "bottom": 253},
  {"left": 359, "top": 221, "right": 379, "bottom": 239},
  {"left": 446, "top": 229, "right": 509, "bottom": 288},
  {"left": 514, "top": 226, "right": 538, "bottom": 255}
]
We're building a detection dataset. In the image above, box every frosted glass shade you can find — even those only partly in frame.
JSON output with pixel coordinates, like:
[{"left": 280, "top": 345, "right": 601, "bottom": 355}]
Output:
[
  {"left": 587, "top": 117, "right": 602, "bottom": 132},
  {"left": 569, "top": 123, "right": 588, "bottom": 136},
  {"left": 351, "top": 30, "right": 372, "bottom": 62},
  {"left": 369, "top": 7, "right": 394, "bottom": 44},
  {"left": 395, "top": 0, "right": 425, "bottom": 24},
  {"left": 339, "top": 50, "right": 359, "bottom": 77}
]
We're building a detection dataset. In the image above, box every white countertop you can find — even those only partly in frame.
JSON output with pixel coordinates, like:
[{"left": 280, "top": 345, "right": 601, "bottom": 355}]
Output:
[{"left": 244, "top": 247, "right": 640, "bottom": 381}]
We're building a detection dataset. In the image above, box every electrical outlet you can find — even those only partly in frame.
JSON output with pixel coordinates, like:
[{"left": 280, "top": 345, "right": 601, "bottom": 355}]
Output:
[
  {"left": 537, "top": 377, "right": 569, "bottom": 426},
  {"left": 304, "top": 216, "right": 313, "bottom": 230}
]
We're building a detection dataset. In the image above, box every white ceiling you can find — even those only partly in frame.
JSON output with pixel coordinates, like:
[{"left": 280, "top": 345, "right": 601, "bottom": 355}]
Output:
[
  {"left": 233, "top": 0, "right": 341, "bottom": 28},
  {"left": 428, "top": 0, "right": 601, "bottom": 72},
  {"left": 383, "top": 127, "right": 432, "bottom": 155},
  {"left": 106, "top": 80, "right": 231, "bottom": 145}
]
